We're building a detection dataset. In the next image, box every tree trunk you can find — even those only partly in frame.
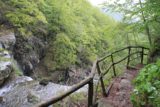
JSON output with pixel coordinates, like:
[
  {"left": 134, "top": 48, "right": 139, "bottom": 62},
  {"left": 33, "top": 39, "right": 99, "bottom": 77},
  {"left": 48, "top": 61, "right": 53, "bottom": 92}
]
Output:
[{"left": 139, "top": 0, "right": 152, "bottom": 46}]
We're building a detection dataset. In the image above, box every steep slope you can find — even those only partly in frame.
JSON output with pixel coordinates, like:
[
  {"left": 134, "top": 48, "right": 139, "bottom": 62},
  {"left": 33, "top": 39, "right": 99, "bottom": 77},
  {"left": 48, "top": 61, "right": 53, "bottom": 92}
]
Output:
[{"left": 0, "top": 0, "right": 116, "bottom": 81}]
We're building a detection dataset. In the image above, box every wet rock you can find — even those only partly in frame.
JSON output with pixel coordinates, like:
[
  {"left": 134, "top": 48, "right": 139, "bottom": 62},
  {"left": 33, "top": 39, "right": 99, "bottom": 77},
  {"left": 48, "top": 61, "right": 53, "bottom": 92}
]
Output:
[
  {"left": 0, "top": 96, "right": 4, "bottom": 103},
  {"left": 0, "top": 32, "right": 16, "bottom": 50},
  {"left": 0, "top": 31, "right": 15, "bottom": 86},
  {"left": 27, "top": 91, "right": 40, "bottom": 104},
  {"left": 23, "top": 61, "right": 33, "bottom": 75},
  {"left": 0, "top": 50, "right": 13, "bottom": 86},
  {"left": 13, "top": 32, "right": 47, "bottom": 75},
  {"left": 39, "top": 79, "right": 49, "bottom": 86},
  {"left": 0, "top": 76, "right": 87, "bottom": 107},
  {"left": 0, "top": 65, "right": 12, "bottom": 86},
  {"left": 0, "top": 76, "right": 33, "bottom": 96}
]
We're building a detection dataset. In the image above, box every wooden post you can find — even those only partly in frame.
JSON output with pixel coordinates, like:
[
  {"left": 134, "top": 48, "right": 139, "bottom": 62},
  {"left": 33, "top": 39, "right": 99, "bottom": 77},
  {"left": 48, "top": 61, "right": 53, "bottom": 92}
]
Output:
[
  {"left": 88, "top": 79, "right": 93, "bottom": 107},
  {"left": 111, "top": 54, "right": 116, "bottom": 77},
  {"left": 141, "top": 47, "right": 144, "bottom": 64},
  {"left": 97, "top": 62, "right": 107, "bottom": 96},
  {"left": 127, "top": 47, "right": 131, "bottom": 68}
]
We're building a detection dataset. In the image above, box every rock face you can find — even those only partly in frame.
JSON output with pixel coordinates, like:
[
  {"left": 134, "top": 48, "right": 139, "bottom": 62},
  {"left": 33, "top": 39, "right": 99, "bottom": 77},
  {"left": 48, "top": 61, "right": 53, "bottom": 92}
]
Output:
[
  {"left": 0, "top": 61, "right": 12, "bottom": 86},
  {"left": 0, "top": 31, "right": 15, "bottom": 86},
  {"left": 13, "top": 31, "right": 47, "bottom": 75},
  {"left": 0, "top": 32, "right": 16, "bottom": 50}
]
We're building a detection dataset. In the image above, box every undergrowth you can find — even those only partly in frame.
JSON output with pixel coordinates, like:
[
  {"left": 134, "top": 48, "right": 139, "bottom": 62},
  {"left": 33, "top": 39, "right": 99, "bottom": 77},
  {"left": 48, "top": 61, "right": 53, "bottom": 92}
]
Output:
[{"left": 131, "top": 60, "right": 160, "bottom": 107}]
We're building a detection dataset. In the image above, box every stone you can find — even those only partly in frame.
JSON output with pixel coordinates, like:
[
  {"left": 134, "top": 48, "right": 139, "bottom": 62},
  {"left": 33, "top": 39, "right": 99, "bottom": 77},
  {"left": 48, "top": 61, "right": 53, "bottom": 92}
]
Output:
[
  {"left": 98, "top": 99, "right": 114, "bottom": 107},
  {"left": 0, "top": 49, "right": 13, "bottom": 86},
  {"left": 14, "top": 34, "right": 47, "bottom": 76},
  {"left": 0, "top": 32, "right": 16, "bottom": 50},
  {"left": 0, "top": 31, "right": 15, "bottom": 86},
  {"left": 121, "top": 73, "right": 133, "bottom": 80},
  {"left": 0, "top": 64, "right": 12, "bottom": 86},
  {"left": 39, "top": 79, "right": 49, "bottom": 86},
  {"left": 23, "top": 61, "right": 33, "bottom": 75},
  {"left": 0, "top": 79, "right": 4, "bottom": 86},
  {"left": 119, "top": 79, "right": 131, "bottom": 91},
  {"left": 115, "top": 92, "right": 126, "bottom": 101},
  {"left": 27, "top": 91, "right": 40, "bottom": 104},
  {"left": 0, "top": 96, "right": 4, "bottom": 103}
]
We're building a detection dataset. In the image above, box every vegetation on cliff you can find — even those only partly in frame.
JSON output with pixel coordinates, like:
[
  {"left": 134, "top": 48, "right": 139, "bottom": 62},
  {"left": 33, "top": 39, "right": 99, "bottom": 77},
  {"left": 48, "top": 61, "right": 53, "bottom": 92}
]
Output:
[{"left": 0, "top": 0, "right": 117, "bottom": 71}]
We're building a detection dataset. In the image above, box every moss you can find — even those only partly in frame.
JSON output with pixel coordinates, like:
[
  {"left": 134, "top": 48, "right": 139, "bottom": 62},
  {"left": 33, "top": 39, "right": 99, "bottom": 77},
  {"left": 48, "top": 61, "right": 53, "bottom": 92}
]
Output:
[
  {"left": 12, "top": 60, "right": 23, "bottom": 76},
  {"left": 0, "top": 57, "right": 10, "bottom": 62}
]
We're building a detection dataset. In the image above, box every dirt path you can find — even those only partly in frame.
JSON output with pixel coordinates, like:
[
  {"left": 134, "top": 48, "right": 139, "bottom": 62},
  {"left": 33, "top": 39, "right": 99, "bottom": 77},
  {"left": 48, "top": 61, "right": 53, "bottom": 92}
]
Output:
[{"left": 98, "top": 64, "right": 143, "bottom": 107}]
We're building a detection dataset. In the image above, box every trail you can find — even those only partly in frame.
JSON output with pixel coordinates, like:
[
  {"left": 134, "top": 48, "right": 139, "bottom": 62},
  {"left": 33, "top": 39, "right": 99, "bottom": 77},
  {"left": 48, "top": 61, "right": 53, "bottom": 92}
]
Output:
[{"left": 98, "top": 64, "right": 143, "bottom": 107}]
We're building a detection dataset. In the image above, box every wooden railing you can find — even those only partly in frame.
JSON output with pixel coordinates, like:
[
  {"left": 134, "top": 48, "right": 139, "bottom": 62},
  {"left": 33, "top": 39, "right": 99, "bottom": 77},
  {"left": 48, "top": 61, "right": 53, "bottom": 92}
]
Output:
[
  {"left": 36, "top": 46, "right": 149, "bottom": 107},
  {"left": 36, "top": 60, "right": 97, "bottom": 107},
  {"left": 97, "top": 46, "right": 149, "bottom": 96}
]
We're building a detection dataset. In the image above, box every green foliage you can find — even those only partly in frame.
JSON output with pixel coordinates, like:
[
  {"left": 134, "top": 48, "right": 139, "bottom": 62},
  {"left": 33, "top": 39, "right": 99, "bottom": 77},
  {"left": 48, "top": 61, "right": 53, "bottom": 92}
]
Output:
[
  {"left": 0, "top": 0, "right": 47, "bottom": 37},
  {"left": 44, "top": 33, "right": 76, "bottom": 70},
  {"left": 0, "top": 0, "right": 117, "bottom": 71},
  {"left": 12, "top": 62, "right": 23, "bottom": 76},
  {"left": 131, "top": 60, "right": 160, "bottom": 107},
  {"left": 103, "top": 0, "right": 160, "bottom": 48},
  {"left": 40, "top": 0, "right": 114, "bottom": 70}
]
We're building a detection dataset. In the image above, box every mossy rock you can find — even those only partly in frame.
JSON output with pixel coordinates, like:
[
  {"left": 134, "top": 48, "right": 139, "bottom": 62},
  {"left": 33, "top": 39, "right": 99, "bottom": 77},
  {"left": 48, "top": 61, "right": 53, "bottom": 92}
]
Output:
[
  {"left": 39, "top": 78, "right": 50, "bottom": 86},
  {"left": 27, "top": 91, "right": 40, "bottom": 104}
]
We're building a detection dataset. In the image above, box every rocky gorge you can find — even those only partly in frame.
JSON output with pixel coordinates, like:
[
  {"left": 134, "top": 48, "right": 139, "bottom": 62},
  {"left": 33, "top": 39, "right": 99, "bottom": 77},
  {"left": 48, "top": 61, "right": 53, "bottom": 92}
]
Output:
[
  {"left": 0, "top": 28, "right": 89, "bottom": 107},
  {"left": 0, "top": 0, "right": 113, "bottom": 106}
]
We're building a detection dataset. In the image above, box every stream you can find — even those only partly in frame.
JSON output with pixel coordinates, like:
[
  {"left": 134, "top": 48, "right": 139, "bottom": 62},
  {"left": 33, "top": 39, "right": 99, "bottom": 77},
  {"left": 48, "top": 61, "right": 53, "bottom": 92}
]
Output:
[{"left": 0, "top": 76, "right": 88, "bottom": 107}]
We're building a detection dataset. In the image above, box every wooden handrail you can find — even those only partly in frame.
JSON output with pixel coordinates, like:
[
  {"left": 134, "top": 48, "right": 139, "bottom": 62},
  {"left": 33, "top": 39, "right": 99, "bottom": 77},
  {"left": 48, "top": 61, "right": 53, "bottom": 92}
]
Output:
[
  {"left": 36, "top": 60, "right": 97, "bottom": 107},
  {"left": 98, "top": 46, "right": 149, "bottom": 62},
  {"left": 36, "top": 77, "right": 93, "bottom": 107},
  {"left": 36, "top": 46, "right": 149, "bottom": 107},
  {"left": 97, "top": 46, "right": 149, "bottom": 95},
  {"left": 101, "top": 51, "right": 145, "bottom": 76},
  {"left": 97, "top": 62, "right": 107, "bottom": 96}
]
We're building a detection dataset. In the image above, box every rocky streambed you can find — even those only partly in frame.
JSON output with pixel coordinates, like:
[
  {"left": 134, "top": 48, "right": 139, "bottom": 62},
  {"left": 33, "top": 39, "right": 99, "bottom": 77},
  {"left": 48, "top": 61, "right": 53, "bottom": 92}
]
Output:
[{"left": 0, "top": 76, "right": 88, "bottom": 107}]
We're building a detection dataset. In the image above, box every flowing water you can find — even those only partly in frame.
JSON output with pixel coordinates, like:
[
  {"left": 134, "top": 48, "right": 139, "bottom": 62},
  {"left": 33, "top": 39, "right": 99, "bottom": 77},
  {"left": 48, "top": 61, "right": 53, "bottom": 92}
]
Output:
[{"left": 0, "top": 75, "right": 88, "bottom": 107}]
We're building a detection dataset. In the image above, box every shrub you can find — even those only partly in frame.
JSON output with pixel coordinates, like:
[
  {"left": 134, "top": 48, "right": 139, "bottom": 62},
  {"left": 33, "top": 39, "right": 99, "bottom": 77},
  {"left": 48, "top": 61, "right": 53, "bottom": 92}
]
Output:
[
  {"left": 131, "top": 60, "right": 160, "bottom": 107},
  {"left": 44, "top": 33, "right": 76, "bottom": 70}
]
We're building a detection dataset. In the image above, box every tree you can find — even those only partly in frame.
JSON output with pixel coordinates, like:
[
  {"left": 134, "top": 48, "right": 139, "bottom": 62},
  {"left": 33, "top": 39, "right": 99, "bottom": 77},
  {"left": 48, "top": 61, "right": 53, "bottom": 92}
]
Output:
[
  {"left": 103, "top": 0, "right": 160, "bottom": 47},
  {"left": 0, "top": 0, "right": 119, "bottom": 71}
]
